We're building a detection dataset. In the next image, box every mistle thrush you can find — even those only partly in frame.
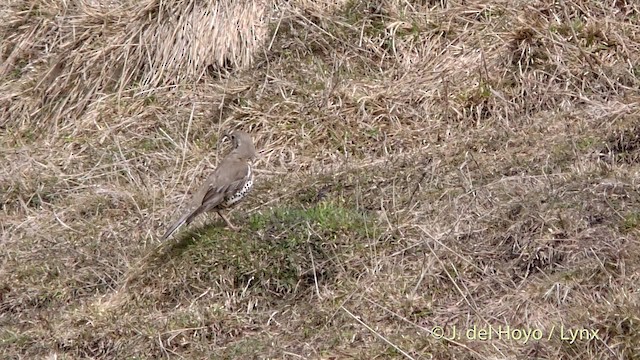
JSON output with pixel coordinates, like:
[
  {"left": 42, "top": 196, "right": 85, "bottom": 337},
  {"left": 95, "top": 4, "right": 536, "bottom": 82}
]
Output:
[{"left": 161, "top": 130, "right": 256, "bottom": 241}]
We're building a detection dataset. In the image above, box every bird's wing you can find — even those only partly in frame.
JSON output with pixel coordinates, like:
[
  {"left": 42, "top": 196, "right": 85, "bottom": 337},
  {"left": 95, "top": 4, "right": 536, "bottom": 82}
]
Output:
[
  {"left": 161, "top": 159, "right": 248, "bottom": 241},
  {"left": 198, "top": 159, "right": 250, "bottom": 212}
]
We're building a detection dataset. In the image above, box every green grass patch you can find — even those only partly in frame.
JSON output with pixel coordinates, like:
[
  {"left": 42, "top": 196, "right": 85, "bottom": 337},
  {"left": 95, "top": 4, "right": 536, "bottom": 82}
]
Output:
[
  {"left": 165, "top": 201, "right": 378, "bottom": 296},
  {"left": 0, "top": 329, "right": 32, "bottom": 347},
  {"left": 621, "top": 212, "right": 640, "bottom": 233}
]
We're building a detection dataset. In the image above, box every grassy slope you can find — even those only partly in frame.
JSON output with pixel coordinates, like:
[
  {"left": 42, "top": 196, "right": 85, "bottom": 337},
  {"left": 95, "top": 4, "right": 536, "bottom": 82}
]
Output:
[{"left": 2, "top": 0, "right": 640, "bottom": 358}]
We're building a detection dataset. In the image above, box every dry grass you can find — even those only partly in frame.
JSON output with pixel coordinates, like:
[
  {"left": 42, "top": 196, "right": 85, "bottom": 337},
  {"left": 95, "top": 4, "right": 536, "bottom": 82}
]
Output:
[{"left": 2, "top": 0, "right": 640, "bottom": 358}]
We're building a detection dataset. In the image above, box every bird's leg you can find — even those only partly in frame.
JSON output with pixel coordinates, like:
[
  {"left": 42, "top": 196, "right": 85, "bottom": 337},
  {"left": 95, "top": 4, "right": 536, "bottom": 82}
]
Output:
[{"left": 217, "top": 211, "right": 238, "bottom": 231}]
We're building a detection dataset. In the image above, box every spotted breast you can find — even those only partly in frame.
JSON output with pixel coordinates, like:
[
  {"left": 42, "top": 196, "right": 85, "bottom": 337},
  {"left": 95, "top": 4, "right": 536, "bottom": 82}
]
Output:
[{"left": 222, "top": 164, "right": 253, "bottom": 208}]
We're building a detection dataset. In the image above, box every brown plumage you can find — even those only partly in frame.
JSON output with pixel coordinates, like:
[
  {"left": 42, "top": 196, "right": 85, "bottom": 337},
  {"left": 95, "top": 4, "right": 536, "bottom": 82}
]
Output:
[{"left": 161, "top": 130, "right": 256, "bottom": 241}]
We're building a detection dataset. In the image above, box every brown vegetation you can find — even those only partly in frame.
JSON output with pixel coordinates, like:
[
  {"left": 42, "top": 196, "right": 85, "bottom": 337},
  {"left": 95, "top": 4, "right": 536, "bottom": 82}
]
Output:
[{"left": 1, "top": 0, "right": 639, "bottom": 358}]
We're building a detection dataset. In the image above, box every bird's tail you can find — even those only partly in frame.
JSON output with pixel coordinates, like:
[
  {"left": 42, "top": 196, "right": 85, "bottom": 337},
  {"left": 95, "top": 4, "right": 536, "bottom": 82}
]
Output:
[{"left": 161, "top": 207, "right": 201, "bottom": 241}]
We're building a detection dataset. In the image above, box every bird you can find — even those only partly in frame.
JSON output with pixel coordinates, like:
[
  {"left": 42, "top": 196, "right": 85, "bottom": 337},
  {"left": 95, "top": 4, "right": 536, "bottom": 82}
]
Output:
[{"left": 161, "top": 130, "right": 256, "bottom": 241}]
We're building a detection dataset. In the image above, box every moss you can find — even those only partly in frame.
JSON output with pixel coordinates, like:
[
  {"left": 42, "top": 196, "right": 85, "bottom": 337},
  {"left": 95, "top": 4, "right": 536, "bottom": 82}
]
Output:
[{"left": 621, "top": 212, "right": 640, "bottom": 233}]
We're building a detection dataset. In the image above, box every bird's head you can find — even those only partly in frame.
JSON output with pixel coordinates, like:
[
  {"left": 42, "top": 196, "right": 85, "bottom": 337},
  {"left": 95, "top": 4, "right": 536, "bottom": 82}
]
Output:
[{"left": 223, "top": 130, "right": 256, "bottom": 161}]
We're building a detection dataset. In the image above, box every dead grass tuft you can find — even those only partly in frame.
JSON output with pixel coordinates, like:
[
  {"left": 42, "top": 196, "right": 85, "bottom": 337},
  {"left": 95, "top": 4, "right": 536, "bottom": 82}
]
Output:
[{"left": 0, "top": 0, "right": 270, "bottom": 128}]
